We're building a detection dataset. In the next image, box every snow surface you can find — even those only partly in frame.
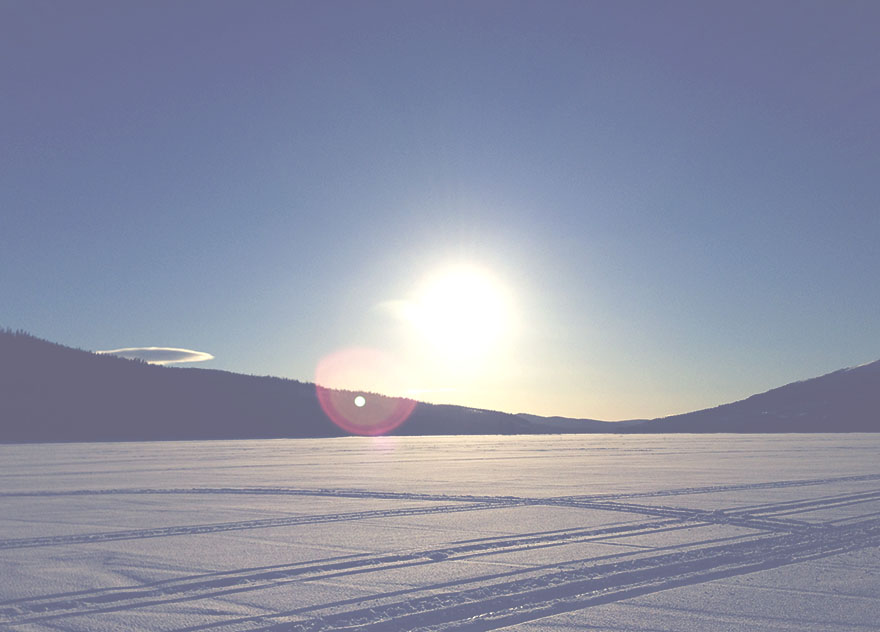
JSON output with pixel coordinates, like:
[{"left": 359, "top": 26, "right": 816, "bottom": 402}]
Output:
[{"left": 0, "top": 434, "right": 878, "bottom": 631}]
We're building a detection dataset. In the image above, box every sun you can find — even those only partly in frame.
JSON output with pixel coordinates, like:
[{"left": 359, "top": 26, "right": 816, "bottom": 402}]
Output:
[{"left": 405, "top": 264, "right": 514, "bottom": 362}]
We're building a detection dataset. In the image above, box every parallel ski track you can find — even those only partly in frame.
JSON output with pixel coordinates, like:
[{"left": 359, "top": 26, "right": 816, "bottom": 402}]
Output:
[
  {"left": 321, "top": 518, "right": 880, "bottom": 632},
  {"left": 2, "top": 472, "right": 879, "bottom": 501},
  {"left": 0, "top": 501, "right": 518, "bottom": 551},
  {"left": 6, "top": 483, "right": 879, "bottom": 553},
  {"left": 0, "top": 518, "right": 694, "bottom": 624},
  {"left": 2, "top": 486, "right": 878, "bottom": 630}
]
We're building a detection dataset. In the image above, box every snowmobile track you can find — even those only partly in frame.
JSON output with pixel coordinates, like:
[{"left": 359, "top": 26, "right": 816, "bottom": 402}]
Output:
[{"left": 2, "top": 485, "right": 878, "bottom": 630}]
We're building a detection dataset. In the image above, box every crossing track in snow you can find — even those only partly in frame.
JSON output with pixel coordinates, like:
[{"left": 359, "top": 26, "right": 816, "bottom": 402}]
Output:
[
  {"left": 5, "top": 477, "right": 880, "bottom": 552},
  {"left": 0, "top": 501, "right": 519, "bottom": 551},
  {"left": 3, "top": 472, "right": 879, "bottom": 501},
  {"left": 257, "top": 517, "right": 880, "bottom": 632},
  {"left": 2, "top": 478, "right": 879, "bottom": 631}
]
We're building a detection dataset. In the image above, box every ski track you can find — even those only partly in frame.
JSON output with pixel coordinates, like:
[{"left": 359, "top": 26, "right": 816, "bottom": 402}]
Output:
[
  {"left": 2, "top": 475, "right": 879, "bottom": 631},
  {"left": 0, "top": 502, "right": 518, "bottom": 551},
  {"left": 2, "top": 472, "right": 879, "bottom": 500},
  {"left": 5, "top": 482, "right": 880, "bottom": 552}
]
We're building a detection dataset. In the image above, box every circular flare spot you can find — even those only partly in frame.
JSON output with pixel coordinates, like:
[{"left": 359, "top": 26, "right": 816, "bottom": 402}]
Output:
[{"left": 315, "top": 348, "right": 417, "bottom": 436}]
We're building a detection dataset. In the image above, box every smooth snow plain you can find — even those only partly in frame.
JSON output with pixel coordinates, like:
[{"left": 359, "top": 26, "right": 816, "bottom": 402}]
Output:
[{"left": 0, "top": 434, "right": 878, "bottom": 631}]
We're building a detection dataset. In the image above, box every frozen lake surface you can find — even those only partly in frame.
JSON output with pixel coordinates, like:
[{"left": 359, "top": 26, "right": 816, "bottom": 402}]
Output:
[{"left": 1, "top": 434, "right": 879, "bottom": 631}]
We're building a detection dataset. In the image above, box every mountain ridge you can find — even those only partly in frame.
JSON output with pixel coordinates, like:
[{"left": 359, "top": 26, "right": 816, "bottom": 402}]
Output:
[
  {"left": 640, "top": 358, "right": 880, "bottom": 432},
  {"left": 0, "top": 330, "right": 877, "bottom": 441}
]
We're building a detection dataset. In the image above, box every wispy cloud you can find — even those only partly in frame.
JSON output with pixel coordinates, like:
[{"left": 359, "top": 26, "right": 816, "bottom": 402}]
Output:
[{"left": 96, "top": 347, "right": 214, "bottom": 365}]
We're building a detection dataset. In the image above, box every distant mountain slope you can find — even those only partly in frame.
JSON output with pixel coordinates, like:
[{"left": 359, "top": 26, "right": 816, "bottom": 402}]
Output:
[
  {"left": 1, "top": 330, "right": 877, "bottom": 441},
  {"left": 636, "top": 361, "right": 880, "bottom": 432},
  {"left": 0, "top": 330, "right": 540, "bottom": 442},
  {"left": 515, "top": 413, "right": 644, "bottom": 433},
  {"left": 0, "top": 330, "right": 332, "bottom": 441}
]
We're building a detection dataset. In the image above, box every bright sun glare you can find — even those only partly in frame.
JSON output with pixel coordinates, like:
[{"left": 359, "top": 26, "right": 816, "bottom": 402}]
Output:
[{"left": 405, "top": 264, "right": 514, "bottom": 361}]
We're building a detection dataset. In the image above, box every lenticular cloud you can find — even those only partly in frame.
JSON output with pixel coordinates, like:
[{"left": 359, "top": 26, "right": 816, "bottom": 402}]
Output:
[{"left": 96, "top": 347, "right": 214, "bottom": 365}]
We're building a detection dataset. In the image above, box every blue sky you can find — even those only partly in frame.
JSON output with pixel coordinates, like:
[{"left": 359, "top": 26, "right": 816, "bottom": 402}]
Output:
[{"left": 2, "top": 1, "right": 878, "bottom": 420}]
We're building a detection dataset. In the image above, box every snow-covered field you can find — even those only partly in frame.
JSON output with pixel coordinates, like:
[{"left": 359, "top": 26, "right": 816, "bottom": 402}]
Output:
[{"left": 1, "top": 434, "right": 878, "bottom": 631}]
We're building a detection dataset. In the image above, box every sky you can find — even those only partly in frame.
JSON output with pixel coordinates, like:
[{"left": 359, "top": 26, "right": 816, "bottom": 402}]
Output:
[{"left": 2, "top": 1, "right": 879, "bottom": 421}]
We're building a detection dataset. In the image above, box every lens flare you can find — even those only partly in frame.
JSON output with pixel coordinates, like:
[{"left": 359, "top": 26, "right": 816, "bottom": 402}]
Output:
[{"left": 314, "top": 348, "right": 417, "bottom": 436}]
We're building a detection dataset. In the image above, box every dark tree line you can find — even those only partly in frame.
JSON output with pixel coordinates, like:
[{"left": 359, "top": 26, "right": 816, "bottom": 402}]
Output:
[{"left": 1, "top": 330, "right": 877, "bottom": 443}]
